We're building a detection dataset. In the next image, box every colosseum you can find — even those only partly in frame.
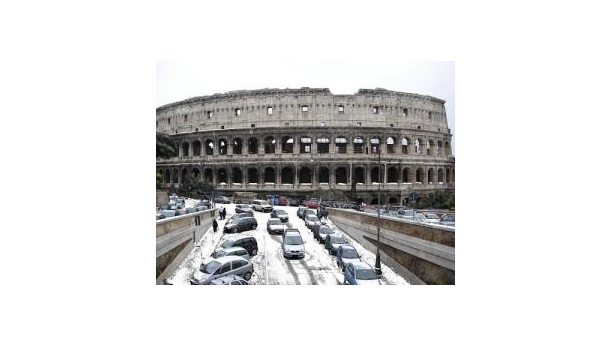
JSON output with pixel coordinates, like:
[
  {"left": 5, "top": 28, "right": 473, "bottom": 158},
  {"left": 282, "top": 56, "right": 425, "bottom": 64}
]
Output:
[{"left": 156, "top": 87, "right": 454, "bottom": 205}]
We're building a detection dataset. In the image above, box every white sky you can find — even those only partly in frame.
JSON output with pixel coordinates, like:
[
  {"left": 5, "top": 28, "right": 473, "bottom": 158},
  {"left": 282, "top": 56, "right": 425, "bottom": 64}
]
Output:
[{"left": 157, "top": 61, "right": 455, "bottom": 154}]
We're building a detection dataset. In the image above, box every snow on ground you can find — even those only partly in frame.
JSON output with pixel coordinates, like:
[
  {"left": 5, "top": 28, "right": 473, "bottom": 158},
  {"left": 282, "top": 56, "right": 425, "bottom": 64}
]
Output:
[{"left": 165, "top": 202, "right": 409, "bottom": 285}]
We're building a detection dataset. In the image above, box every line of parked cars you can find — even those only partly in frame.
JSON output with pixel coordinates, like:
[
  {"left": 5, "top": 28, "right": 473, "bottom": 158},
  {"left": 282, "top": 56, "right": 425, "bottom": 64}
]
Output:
[{"left": 296, "top": 204, "right": 382, "bottom": 285}]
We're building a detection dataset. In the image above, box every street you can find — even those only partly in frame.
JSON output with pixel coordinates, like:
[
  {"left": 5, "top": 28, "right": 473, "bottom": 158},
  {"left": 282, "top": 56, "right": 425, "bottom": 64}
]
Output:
[{"left": 166, "top": 202, "right": 409, "bottom": 285}]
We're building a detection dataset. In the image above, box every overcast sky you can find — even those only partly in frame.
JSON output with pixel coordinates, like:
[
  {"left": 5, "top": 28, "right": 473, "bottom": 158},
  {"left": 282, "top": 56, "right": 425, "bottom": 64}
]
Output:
[{"left": 156, "top": 61, "right": 455, "bottom": 154}]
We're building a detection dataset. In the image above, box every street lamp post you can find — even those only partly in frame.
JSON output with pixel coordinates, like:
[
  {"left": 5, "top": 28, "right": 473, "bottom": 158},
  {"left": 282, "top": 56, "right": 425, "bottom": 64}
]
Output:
[{"left": 375, "top": 146, "right": 382, "bottom": 276}]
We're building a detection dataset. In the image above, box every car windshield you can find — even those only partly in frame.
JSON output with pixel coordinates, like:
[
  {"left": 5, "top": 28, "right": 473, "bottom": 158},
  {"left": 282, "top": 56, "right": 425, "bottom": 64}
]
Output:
[
  {"left": 276, "top": 210, "right": 286, "bottom": 215},
  {"left": 342, "top": 249, "right": 359, "bottom": 259},
  {"left": 306, "top": 216, "right": 318, "bottom": 221},
  {"left": 330, "top": 236, "right": 347, "bottom": 244},
  {"left": 426, "top": 214, "right": 440, "bottom": 220},
  {"left": 355, "top": 268, "right": 378, "bottom": 280},
  {"left": 442, "top": 214, "right": 455, "bottom": 221},
  {"left": 284, "top": 236, "right": 303, "bottom": 245},
  {"left": 220, "top": 240, "right": 234, "bottom": 248},
  {"left": 269, "top": 219, "right": 282, "bottom": 225},
  {"left": 202, "top": 261, "right": 221, "bottom": 274},
  {"left": 320, "top": 227, "right": 334, "bottom": 234}
]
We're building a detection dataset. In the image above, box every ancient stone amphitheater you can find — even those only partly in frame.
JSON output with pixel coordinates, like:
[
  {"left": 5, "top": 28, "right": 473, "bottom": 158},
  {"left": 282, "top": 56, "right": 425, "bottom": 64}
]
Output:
[{"left": 156, "top": 87, "right": 454, "bottom": 205}]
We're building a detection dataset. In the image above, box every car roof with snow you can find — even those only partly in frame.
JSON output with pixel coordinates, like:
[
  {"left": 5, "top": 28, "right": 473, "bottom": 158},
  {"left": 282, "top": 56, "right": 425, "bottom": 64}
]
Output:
[
  {"left": 347, "top": 261, "right": 373, "bottom": 270},
  {"left": 213, "top": 255, "right": 248, "bottom": 264},
  {"left": 220, "top": 246, "right": 248, "bottom": 253},
  {"left": 210, "top": 275, "right": 246, "bottom": 284}
]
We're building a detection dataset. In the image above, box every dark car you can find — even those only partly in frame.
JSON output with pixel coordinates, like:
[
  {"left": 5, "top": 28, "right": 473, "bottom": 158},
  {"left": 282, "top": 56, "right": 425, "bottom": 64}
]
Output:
[
  {"left": 227, "top": 211, "right": 254, "bottom": 224},
  {"left": 324, "top": 234, "right": 349, "bottom": 255},
  {"left": 235, "top": 204, "right": 254, "bottom": 213},
  {"left": 313, "top": 224, "right": 335, "bottom": 243},
  {"left": 270, "top": 209, "right": 289, "bottom": 222},
  {"left": 223, "top": 217, "right": 258, "bottom": 233},
  {"left": 214, "top": 196, "right": 231, "bottom": 204},
  {"left": 217, "top": 236, "right": 259, "bottom": 256},
  {"left": 336, "top": 245, "right": 361, "bottom": 271},
  {"left": 297, "top": 206, "right": 308, "bottom": 219}
]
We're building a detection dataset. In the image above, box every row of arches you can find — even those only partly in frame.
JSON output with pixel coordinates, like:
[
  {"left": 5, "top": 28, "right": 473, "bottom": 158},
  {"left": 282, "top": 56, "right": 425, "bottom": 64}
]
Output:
[
  {"left": 176, "top": 135, "right": 452, "bottom": 157},
  {"left": 159, "top": 165, "right": 455, "bottom": 186}
]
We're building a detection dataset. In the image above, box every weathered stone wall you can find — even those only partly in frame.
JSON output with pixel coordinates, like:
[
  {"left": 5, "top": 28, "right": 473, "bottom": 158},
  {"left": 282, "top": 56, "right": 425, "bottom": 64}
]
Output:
[
  {"left": 156, "top": 209, "right": 216, "bottom": 284},
  {"left": 328, "top": 208, "right": 455, "bottom": 285}
]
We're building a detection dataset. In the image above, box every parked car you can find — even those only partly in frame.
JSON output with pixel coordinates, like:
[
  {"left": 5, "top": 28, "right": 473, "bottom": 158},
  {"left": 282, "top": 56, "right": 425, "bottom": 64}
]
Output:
[
  {"left": 304, "top": 215, "right": 321, "bottom": 229},
  {"left": 297, "top": 206, "right": 308, "bottom": 219},
  {"left": 267, "top": 218, "right": 285, "bottom": 234},
  {"left": 159, "top": 210, "right": 176, "bottom": 218},
  {"left": 212, "top": 246, "right": 250, "bottom": 260},
  {"left": 439, "top": 214, "right": 455, "bottom": 227},
  {"left": 227, "top": 211, "right": 254, "bottom": 224},
  {"left": 343, "top": 262, "right": 382, "bottom": 285},
  {"left": 218, "top": 236, "right": 258, "bottom": 256},
  {"left": 209, "top": 275, "right": 250, "bottom": 285},
  {"left": 223, "top": 217, "right": 258, "bottom": 233},
  {"left": 251, "top": 199, "right": 273, "bottom": 212},
  {"left": 303, "top": 209, "right": 316, "bottom": 220},
  {"left": 304, "top": 199, "right": 318, "bottom": 209},
  {"left": 282, "top": 230, "right": 305, "bottom": 259},
  {"left": 324, "top": 234, "right": 349, "bottom": 255},
  {"left": 270, "top": 209, "right": 289, "bottom": 222},
  {"left": 190, "top": 256, "right": 253, "bottom": 285},
  {"left": 214, "top": 196, "right": 231, "bottom": 204},
  {"left": 235, "top": 204, "right": 254, "bottom": 213},
  {"left": 336, "top": 245, "right": 361, "bottom": 271},
  {"left": 313, "top": 224, "right": 335, "bottom": 243},
  {"left": 289, "top": 199, "right": 299, "bottom": 206},
  {"left": 420, "top": 212, "right": 441, "bottom": 224},
  {"left": 196, "top": 200, "right": 211, "bottom": 209},
  {"left": 396, "top": 209, "right": 416, "bottom": 220}
]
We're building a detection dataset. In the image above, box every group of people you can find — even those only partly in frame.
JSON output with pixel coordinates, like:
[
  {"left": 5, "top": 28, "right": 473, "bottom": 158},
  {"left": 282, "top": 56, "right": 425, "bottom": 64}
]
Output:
[{"left": 212, "top": 206, "right": 227, "bottom": 233}]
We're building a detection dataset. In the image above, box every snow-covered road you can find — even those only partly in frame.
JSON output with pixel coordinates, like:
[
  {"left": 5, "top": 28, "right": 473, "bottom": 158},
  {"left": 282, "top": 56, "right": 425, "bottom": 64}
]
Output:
[{"left": 166, "top": 203, "right": 409, "bottom": 285}]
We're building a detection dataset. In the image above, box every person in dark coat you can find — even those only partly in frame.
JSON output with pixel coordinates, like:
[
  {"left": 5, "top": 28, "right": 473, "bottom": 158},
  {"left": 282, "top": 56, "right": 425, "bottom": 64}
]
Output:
[{"left": 213, "top": 218, "right": 218, "bottom": 233}]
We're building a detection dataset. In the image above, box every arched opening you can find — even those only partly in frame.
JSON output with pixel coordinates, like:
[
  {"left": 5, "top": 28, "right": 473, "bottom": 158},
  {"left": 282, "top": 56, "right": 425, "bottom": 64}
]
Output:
[
  {"left": 281, "top": 167, "right": 294, "bottom": 184},
  {"left": 282, "top": 136, "right": 293, "bottom": 154},
  {"left": 438, "top": 168, "right": 445, "bottom": 183},
  {"left": 299, "top": 167, "right": 312, "bottom": 184},
  {"left": 370, "top": 137, "right": 380, "bottom": 154},
  {"left": 264, "top": 167, "right": 275, "bottom": 183},
  {"left": 192, "top": 168, "right": 200, "bottom": 181},
  {"left": 427, "top": 140, "right": 433, "bottom": 155},
  {"left": 181, "top": 168, "right": 188, "bottom": 183},
  {"left": 248, "top": 137, "right": 258, "bottom": 155},
  {"left": 318, "top": 167, "right": 329, "bottom": 183},
  {"left": 414, "top": 139, "right": 420, "bottom": 154},
  {"left": 452, "top": 168, "right": 455, "bottom": 182},
  {"left": 387, "top": 167, "right": 399, "bottom": 183},
  {"left": 300, "top": 137, "right": 312, "bottom": 153},
  {"left": 335, "top": 137, "right": 347, "bottom": 154},
  {"left": 204, "top": 169, "right": 213, "bottom": 183},
  {"left": 335, "top": 167, "right": 347, "bottom": 184},
  {"left": 446, "top": 168, "right": 451, "bottom": 183},
  {"left": 371, "top": 167, "right": 384, "bottom": 183},
  {"left": 182, "top": 142, "right": 190, "bottom": 156},
  {"left": 402, "top": 168, "right": 411, "bottom": 183},
  {"left": 218, "top": 168, "right": 228, "bottom": 184},
  {"left": 354, "top": 167, "right": 365, "bottom": 184},
  {"left": 172, "top": 169, "right": 179, "bottom": 183},
  {"left": 428, "top": 168, "right": 435, "bottom": 184},
  {"left": 247, "top": 168, "right": 259, "bottom": 184},
  {"left": 388, "top": 196, "right": 398, "bottom": 205},
  {"left": 416, "top": 168, "right": 424, "bottom": 183},
  {"left": 205, "top": 139, "right": 214, "bottom": 155},
  {"left": 232, "top": 168, "right": 243, "bottom": 183},
  {"left": 218, "top": 139, "right": 227, "bottom": 155},
  {"left": 164, "top": 169, "right": 171, "bottom": 183},
  {"left": 386, "top": 137, "right": 396, "bottom": 154},
  {"left": 445, "top": 141, "right": 451, "bottom": 156},
  {"left": 233, "top": 138, "right": 243, "bottom": 155},
  {"left": 437, "top": 140, "right": 443, "bottom": 156},
  {"left": 401, "top": 138, "right": 409, "bottom": 154},
  {"left": 371, "top": 198, "right": 379, "bottom": 205},
  {"left": 353, "top": 137, "right": 364, "bottom": 153},
  {"left": 192, "top": 140, "right": 201, "bottom": 156},
  {"left": 264, "top": 136, "right": 275, "bottom": 154},
  {"left": 317, "top": 137, "right": 329, "bottom": 154}
]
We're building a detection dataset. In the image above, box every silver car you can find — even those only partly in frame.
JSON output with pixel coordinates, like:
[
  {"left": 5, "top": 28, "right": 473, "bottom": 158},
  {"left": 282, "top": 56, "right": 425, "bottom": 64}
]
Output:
[
  {"left": 304, "top": 215, "right": 321, "bottom": 229},
  {"left": 267, "top": 218, "right": 285, "bottom": 234},
  {"left": 190, "top": 256, "right": 254, "bottom": 285},
  {"left": 282, "top": 230, "right": 305, "bottom": 259},
  {"left": 209, "top": 275, "right": 250, "bottom": 285},
  {"left": 212, "top": 246, "right": 250, "bottom": 260}
]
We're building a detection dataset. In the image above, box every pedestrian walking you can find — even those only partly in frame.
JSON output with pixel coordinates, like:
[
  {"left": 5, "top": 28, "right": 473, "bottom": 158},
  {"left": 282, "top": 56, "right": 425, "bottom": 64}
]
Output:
[{"left": 213, "top": 218, "right": 218, "bottom": 233}]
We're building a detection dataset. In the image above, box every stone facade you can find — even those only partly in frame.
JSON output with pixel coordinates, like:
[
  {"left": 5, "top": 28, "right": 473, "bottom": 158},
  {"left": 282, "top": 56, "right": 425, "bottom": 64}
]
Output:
[{"left": 156, "top": 87, "right": 454, "bottom": 205}]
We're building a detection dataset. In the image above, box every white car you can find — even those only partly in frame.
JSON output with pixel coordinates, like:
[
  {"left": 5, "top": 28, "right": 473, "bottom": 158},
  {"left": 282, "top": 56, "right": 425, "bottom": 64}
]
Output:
[{"left": 420, "top": 212, "right": 441, "bottom": 224}]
